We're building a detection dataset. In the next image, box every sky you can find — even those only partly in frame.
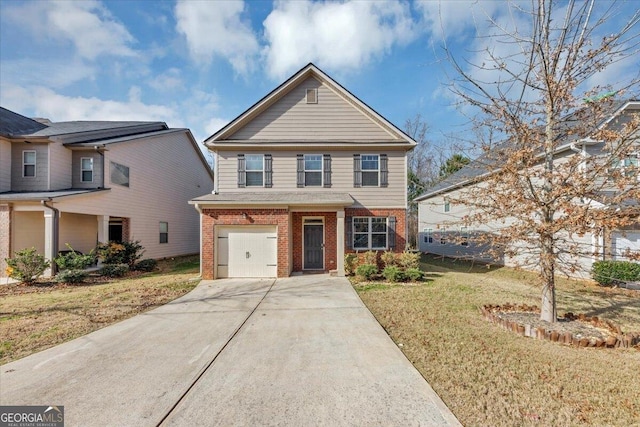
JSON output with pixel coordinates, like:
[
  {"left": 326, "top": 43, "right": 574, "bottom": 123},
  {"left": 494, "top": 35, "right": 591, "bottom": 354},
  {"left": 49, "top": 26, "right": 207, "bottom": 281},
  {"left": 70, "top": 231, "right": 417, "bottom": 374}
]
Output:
[{"left": 1, "top": 0, "right": 638, "bottom": 155}]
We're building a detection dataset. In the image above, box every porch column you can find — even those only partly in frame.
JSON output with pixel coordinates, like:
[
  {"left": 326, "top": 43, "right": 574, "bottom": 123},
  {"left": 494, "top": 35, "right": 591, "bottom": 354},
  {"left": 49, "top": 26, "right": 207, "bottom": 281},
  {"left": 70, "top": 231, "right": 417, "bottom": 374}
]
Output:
[
  {"left": 0, "top": 204, "right": 11, "bottom": 278},
  {"left": 336, "top": 210, "right": 345, "bottom": 276},
  {"left": 43, "top": 207, "right": 56, "bottom": 277},
  {"left": 97, "top": 215, "right": 109, "bottom": 267}
]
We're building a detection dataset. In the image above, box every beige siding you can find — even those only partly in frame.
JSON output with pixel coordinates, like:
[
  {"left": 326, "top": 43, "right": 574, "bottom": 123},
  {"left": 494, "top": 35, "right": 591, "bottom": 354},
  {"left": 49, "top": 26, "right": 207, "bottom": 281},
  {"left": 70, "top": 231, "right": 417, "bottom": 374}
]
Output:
[
  {"left": 216, "top": 149, "right": 406, "bottom": 208},
  {"left": 12, "top": 211, "right": 45, "bottom": 254},
  {"left": 11, "top": 142, "right": 48, "bottom": 191},
  {"left": 49, "top": 142, "right": 72, "bottom": 190},
  {"left": 71, "top": 151, "right": 104, "bottom": 188},
  {"left": 230, "top": 77, "right": 395, "bottom": 141},
  {"left": 59, "top": 213, "right": 98, "bottom": 254},
  {"left": 59, "top": 131, "right": 214, "bottom": 259},
  {"left": 0, "top": 139, "right": 10, "bottom": 192}
]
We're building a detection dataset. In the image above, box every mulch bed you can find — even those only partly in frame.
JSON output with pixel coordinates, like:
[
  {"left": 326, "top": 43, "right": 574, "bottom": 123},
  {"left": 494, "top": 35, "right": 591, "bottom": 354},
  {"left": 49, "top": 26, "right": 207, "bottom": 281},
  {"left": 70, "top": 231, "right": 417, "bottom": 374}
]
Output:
[{"left": 482, "top": 303, "right": 640, "bottom": 349}]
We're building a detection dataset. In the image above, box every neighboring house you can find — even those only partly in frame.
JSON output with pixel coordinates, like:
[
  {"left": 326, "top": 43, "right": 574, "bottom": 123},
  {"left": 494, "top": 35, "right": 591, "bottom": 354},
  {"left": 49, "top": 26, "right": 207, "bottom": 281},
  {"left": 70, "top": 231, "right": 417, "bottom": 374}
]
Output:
[
  {"left": 416, "top": 100, "right": 639, "bottom": 277},
  {"left": 190, "top": 63, "right": 416, "bottom": 279},
  {"left": 0, "top": 107, "right": 215, "bottom": 277}
]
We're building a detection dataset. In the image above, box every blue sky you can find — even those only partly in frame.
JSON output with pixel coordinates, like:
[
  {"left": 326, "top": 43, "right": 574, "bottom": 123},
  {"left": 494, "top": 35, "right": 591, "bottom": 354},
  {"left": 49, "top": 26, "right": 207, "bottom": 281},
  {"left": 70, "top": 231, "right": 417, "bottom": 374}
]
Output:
[{"left": 1, "top": 0, "right": 638, "bottom": 152}]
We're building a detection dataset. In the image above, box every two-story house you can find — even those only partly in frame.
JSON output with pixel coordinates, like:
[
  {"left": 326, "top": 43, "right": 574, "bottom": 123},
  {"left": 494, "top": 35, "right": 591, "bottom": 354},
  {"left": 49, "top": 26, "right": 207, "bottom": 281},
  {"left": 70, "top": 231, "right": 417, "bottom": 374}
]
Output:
[
  {"left": 0, "top": 107, "right": 215, "bottom": 277},
  {"left": 416, "top": 100, "right": 639, "bottom": 277},
  {"left": 190, "top": 63, "right": 416, "bottom": 279}
]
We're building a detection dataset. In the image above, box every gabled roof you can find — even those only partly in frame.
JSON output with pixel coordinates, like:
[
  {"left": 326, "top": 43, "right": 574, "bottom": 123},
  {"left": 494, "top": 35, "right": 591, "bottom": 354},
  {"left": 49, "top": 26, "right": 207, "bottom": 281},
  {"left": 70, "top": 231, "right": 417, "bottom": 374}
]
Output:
[
  {"left": 0, "top": 107, "right": 48, "bottom": 137},
  {"left": 206, "top": 63, "right": 416, "bottom": 148},
  {"left": 415, "top": 99, "right": 640, "bottom": 202}
]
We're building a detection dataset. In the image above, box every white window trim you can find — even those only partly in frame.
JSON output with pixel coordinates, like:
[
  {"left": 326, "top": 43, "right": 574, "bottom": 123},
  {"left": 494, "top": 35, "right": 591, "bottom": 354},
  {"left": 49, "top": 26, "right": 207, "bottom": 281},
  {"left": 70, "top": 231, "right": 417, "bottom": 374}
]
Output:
[
  {"left": 460, "top": 227, "right": 469, "bottom": 246},
  {"left": 361, "top": 154, "right": 380, "bottom": 187},
  {"left": 159, "top": 222, "right": 168, "bottom": 244},
  {"left": 245, "top": 154, "right": 264, "bottom": 187},
  {"left": 423, "top": 228, "right": 433, "bottom": 244},
  {"left": 353, "top": 216, "right": 388, "bottom": 250},
  {"left": 440, "top": 227, "right": 447, "bottom": 245},
  {"left": 81, "top": 157, "right": 94, "bottom": 183},
  {"left": 22, "top": 150, "right": 36, "bottom": 178},
  {"left": 304, "top": 154, "right": 323, "bottom": 187}
]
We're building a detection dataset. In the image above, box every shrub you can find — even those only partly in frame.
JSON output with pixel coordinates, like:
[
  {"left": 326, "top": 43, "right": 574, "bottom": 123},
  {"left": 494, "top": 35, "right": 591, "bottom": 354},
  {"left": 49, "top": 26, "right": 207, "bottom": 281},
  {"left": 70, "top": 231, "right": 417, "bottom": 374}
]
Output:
[
  {"left": 397, "top": 251, "right": 420, "bottom": 270},
  {"left": 134, "top": 258, "right": 157, "bottom": 272},
  {"left": 380, "top": 251, "right": 397, "bottom": 268},
  {"left": 344, "top": 254, "right": 358, "bottom": 276},
  {"left": 100, "top": 264, "right": 129, "bottom": 278},
  {"left": 355, "top": 263, "right": 378, "bottom": 281},
  {"left": 5, "top": 248, "right": 49, "bottom": 284},
  {"left": 405, "top": 267, "right": 424, "bottom": 282},
  {"left": 55, "top": 269, "right": 88, "bottom": 284},
  {"left": 592, "top": 260, "right": 640, "bottom": 286},
  {"left": 97, "top": 241, "right": 144, "bottom": 268},
  {"left": 383, "top": 266, "right": 405, "bottom": 283},
  {"left": 363, "top": 250, "right": 378, "bottom": 265},
  {"left": 54, "top": 245, "right": 95, "bottom": 271}
]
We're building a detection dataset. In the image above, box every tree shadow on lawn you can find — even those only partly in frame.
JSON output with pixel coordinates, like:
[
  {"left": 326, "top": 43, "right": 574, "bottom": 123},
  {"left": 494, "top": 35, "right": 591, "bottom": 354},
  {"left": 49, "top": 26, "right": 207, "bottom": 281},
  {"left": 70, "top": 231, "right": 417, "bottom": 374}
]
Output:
[{"left": 420, "top": 253, "right": 504, "bottom": 275}]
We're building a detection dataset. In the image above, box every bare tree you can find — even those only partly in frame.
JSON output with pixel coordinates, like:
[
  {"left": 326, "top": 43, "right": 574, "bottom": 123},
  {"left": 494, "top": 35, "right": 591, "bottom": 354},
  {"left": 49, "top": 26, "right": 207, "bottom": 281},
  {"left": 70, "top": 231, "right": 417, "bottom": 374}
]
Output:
[{"left": 442, "top": 0, "right": 640, "bottom": 322}]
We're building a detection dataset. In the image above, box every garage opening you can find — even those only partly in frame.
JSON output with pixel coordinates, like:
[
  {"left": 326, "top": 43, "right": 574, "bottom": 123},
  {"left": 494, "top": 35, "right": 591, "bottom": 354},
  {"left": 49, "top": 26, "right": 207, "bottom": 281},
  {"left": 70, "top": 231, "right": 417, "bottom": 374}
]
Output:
[{"left": 217, "top": 226, "right": 277, "bottom": 278}]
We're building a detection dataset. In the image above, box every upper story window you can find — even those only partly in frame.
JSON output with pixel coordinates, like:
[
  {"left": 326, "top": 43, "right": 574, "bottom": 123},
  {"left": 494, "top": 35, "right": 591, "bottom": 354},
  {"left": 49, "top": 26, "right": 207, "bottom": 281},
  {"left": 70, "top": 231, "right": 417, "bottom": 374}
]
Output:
[
  {"left": 81, "top": 157, "right": 94, "bottom": 182},
  {"left": 110, "top": 161, "right": 130, "bottom": 187},
  {"left": 238, "top": 154, "right": 272, "bottom": 188},
  {"left": 353, "top": 154, "right": 388, "bottom": 188},
  {"left": 297, "top": 154, "right": 331, "bottom": 188},
  {"left": 444, "top": 198, "right": 451, "bottom": 212},
  {"left": 611, "top": 154, "right": 638, "bottom": 178},
  {"left": 23, "top": 150, "right": 36, "bottom": 178}
]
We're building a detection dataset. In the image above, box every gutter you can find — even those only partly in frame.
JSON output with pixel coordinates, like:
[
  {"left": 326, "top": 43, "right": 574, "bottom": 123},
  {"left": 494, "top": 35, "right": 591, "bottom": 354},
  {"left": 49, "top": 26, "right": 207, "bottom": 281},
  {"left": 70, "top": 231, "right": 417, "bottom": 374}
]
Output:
[{"left": 41, "top": 199, "right": 59, "bottom": 275}]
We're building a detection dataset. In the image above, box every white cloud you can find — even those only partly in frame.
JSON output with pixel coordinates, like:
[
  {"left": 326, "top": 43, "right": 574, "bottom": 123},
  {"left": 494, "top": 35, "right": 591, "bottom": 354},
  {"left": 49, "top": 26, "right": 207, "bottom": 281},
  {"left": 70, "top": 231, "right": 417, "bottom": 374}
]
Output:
[
  {"left": 0, "top": 58, "right": 95, "bottom": 89},
  {"left": 262, "top": 0, "right": 417, "bottom": 79},
  {"left": 148, "top": 68, "right": 183, "bottom": 91},
  {"left": 414, "top": 0, "right": 504, "bottom": 41},
  {"left": 175, "top": 0, "right": 259, "bottom": 74},
  {"left": 5, "top": 0, "right": 136, "bottom": 60}
]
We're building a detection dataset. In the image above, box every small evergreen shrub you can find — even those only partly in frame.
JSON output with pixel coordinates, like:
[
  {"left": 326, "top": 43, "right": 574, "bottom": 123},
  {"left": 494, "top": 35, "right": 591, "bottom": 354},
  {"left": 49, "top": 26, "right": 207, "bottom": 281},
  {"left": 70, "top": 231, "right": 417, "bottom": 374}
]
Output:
[
  {"left": 405, "top": 267, "right": 424, "bottom": 282},
  {"left": 5, "top": 248, "right": 49, "bottom": 284},
  {"left": 363, "top": 250, "right": 378, "bottom": 265},
  {"left": 383, "top": 266, "right": 405, "bottom": 283},
  {"left": 100, "top": 264, "right": 129, "bottom": 278},
  {"left": 55, "top": 269, "right": 88, "bottom": 284},
  {"left": 592, "top": 260, "right": 640, "bottom": 286},
  {"left": 54, "top": 245, "right": 95, "bottom": 271},
  {"left": 397, "top": 251, "right": 420, "bottom": 270},
  {"left": 97, "top": 241, "right": 144, "bottom": 268},
  {"left": 380, "top": 251, "right": 397, "bottom": 268},
  {"left": 134, "top": 258, "right": 158, "bottom": 272},
  {"left": 355, "top": 263, "right": 378, "bottom": 281},
  {"left": 344, "top": 254, "right": 358, "bottom": 276}
]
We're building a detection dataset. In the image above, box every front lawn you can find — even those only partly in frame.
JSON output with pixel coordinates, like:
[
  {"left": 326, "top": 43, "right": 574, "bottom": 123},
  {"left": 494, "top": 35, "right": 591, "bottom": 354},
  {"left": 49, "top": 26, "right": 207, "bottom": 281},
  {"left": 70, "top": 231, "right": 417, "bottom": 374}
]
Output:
[
  {"left": 355, "top": 255, "right": 640, "bottom": 427},
  {"left": 0, "top": 256, "right": 200, "bottom": 365}
]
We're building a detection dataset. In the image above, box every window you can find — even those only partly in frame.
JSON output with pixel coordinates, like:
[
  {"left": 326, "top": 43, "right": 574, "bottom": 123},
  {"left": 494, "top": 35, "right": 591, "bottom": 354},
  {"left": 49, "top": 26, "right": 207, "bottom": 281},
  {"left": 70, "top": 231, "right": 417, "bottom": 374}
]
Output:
[
  {"left": 245, "top": 155, "right": 264, "bottom": 186},
  {"left": 423, "top": 228, "right": 433, "bottom": 244},
  {"left": 610, "top": 154, "right": 638, "bottom": 178},
  {"left": 353, "top": 217, "right": 388, "bottom": 250},
  {"left": 238, "top": 154, "right": 272, "bottom": 187},
  {"left": 304, "top": 154, "right": 322, "bottom": 186},
  {"left": 444, "top": 198, "right": 450, "bottom": 212},
  {"left": 460, "top": 227, "right": 469, "bottom": 246},
  {"left": 81, "top": 157, "right": 93, "bottom": 182},
  {"left": 22, "top": 150, "right": 36, "bottom": 177},
  {"left": 159, "top": 222, "right": 168, "bottom": 244},
  {"left": 110, "top": 161, "right": 130, "bottom": 187},
  {"left": 306, "top": 88, "right": 317, "bottom": 104},
  {"left": 440, "top": 228, "right": 447, "bottom": 245},
  {"left": 353, "top": 154, "right": 387, "bottom": 187},
  {"left": 361, "top": 155, "right": 379, "bottom": 186}
]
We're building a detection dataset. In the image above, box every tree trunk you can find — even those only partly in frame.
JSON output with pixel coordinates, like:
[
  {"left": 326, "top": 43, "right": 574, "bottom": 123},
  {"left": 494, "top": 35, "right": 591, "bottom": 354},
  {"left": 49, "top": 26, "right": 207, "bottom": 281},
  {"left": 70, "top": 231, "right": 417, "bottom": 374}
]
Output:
[{"left": 540, "top": 232, "right": 557, "bottom": 323}]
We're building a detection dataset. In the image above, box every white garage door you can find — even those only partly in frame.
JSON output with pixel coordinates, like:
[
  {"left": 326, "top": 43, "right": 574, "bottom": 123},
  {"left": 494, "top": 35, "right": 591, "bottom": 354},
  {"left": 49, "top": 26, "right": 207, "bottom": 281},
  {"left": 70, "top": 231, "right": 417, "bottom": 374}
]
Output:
[
  {"left": 612, "top": 231, "right": 640, "bottom": 260},
  {"left": 217, "top": 226, "right": 277, "bottom": 278}
]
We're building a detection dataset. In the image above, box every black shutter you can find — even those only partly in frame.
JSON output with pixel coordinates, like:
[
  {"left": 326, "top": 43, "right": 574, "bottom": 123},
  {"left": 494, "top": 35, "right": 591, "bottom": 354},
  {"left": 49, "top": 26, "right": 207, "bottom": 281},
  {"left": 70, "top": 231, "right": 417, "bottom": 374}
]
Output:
[
  {"left": 264, "top": 154, "right": 273, "bottom": 188},
  {"left": 353, "top": 154, "right": 361, "bottom": 188},
  {"left": 388, "top": 216, "right": 396, "bottom": 249},
  {"left": 346, "top": 216, "right": 353, "bottom": 249},
  {"left": 323, "top": 154, "right": 332, "bottom": 188},
  {"left": 237, "top": 154, "right": 246, "bottom": 188},
  {"left": 296, "top": 154, "right": 304, "bottom": 187},
  {"left": 380, "top": 154, "right": 388, "bottom": 187}
]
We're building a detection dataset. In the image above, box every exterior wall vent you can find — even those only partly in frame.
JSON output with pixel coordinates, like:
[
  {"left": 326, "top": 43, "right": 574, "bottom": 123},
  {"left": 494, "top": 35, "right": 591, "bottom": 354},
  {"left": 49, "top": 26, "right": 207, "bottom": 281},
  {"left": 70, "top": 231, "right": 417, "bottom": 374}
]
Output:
[{"left": 306, "top": 88, "right": 318, "bottom": 104}]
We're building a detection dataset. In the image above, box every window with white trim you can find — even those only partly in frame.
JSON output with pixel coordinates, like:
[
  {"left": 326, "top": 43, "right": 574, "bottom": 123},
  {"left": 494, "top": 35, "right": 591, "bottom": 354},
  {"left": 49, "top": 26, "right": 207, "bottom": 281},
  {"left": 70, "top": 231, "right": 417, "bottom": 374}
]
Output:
[
  {"left": 353, "top": 217, "right": 388, "bottom": 250},
  {"left": 444, "top": 198, "right": 450, "bottom": 212},
  {"left": 159, "top": 222, "right": 168, "bottom": 244},
  {"left": 361, "top": 155, "right": 379, "bottom": 186},
  {"left": 304, "top": 154, "right": 322, "bottom": 186},
  {"left": 460, "top": 227, "right": 469, "bottom": 246},
  {"left": 423, "top": 228, "right": 433, "bottom": 244},
  {"left": 23, "top": 150, "right": 36, "bottom": 177},
  {"left": 245, "top": 154, "right": 264, "bottom": 187},
  {"left": 612, "top": 154, "right": 638, "bottom": 178},
  {"left": 81, "top": 157, "right": 93, "bottom": 182},
  {"left": 440, "top": 227, "right": 447, "bottom": 245}
]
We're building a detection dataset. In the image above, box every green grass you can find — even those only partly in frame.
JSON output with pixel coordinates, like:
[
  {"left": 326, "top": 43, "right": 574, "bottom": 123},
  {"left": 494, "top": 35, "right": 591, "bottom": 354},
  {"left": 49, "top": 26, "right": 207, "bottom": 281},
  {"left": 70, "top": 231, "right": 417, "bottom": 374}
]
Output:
[{"left": 356, "top": 254, "right": 640, "bottom": 427}]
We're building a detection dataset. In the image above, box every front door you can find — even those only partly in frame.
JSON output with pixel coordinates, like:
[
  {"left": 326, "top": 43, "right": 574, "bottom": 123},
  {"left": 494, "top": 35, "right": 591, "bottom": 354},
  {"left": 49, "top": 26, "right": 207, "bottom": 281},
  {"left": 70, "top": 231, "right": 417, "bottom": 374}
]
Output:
[{"left": 303, "top": 221, "right": 324, "bottom": 270}]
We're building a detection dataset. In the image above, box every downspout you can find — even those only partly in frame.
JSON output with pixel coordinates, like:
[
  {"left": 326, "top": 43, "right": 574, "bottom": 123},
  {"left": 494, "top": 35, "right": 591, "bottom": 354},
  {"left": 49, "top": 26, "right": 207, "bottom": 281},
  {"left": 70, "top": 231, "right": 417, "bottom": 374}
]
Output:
[
  {"left": 41, "top": 199, "right": 59, "bottom": 275},
  {"left": 194, "top": 203, "right": 203, "bottom": 278}
]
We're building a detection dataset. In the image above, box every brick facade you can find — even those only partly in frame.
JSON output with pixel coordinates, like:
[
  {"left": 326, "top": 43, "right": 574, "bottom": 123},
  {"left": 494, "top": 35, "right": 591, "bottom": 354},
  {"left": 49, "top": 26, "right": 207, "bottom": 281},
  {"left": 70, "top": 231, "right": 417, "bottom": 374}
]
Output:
[
  {"left": 345, "top": 207, "right": 407, "bottom": 253},
  {"left": 0, "top": 205, "right": 11, "bottom": 275},
  {"left": 122, "top": 217, "right": 131, "bottom": 242},
  {"left": 292, "top": 212, "right": 338, "bottom": 272}
]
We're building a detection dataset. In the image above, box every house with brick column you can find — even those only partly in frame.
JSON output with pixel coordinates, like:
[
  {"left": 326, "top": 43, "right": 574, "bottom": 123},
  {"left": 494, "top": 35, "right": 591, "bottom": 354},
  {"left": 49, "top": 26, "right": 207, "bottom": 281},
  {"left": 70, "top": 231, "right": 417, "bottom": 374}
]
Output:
[{"left": 190, "top": 63, "right": 415, "bottom": 279}]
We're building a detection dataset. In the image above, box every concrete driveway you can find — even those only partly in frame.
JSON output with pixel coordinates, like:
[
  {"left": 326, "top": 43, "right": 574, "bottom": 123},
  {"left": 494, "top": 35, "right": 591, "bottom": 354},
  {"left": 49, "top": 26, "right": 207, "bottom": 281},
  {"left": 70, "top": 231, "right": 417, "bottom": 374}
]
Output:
[{"left": 1, "top": 275, "right": 460, "bottom": 426}]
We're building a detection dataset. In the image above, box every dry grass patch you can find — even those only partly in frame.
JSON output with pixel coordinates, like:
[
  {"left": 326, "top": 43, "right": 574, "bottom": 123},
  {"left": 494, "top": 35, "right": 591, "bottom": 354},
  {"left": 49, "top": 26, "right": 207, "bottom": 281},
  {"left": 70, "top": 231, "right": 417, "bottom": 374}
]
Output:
[
  {"left": 355, "top": 255, "right": 640, "bottom": 427},
  {"left": 0, "top": 256, "right": 200, "bottom": 365}
]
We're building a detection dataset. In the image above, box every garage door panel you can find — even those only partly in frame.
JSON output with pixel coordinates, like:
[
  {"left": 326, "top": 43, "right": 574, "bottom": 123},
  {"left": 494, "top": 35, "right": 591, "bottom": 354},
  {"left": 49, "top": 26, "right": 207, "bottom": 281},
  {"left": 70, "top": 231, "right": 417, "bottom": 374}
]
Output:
[{"left": 217, "top": 226, "right": 277, "bottom": 278}]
